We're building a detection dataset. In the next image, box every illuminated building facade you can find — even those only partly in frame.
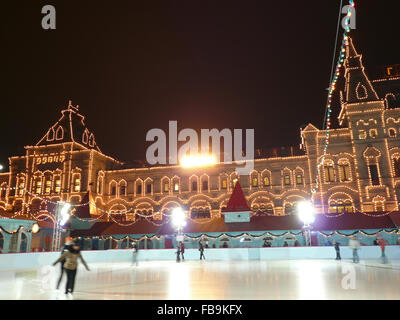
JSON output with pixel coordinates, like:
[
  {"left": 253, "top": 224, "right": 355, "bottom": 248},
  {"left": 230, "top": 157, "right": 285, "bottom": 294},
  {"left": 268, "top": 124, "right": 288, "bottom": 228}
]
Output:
[{"left": 1, "top": 37, "right": 400, "bottom": 225}]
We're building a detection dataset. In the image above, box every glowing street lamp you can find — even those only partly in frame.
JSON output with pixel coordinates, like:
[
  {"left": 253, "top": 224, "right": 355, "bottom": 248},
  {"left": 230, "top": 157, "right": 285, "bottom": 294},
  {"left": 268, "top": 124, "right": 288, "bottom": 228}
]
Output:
[
  {"left": 0, "top": 164, "right": 3, "bottom": 171},
  {"left": 297, "top": 201, "right": 315, "bottom": 246},
  {"left": 52, "top": 201, "right": 71, "bottom": 251},
  {"left": 59, "top": 202, "right": 71, "bottom": 226},
  {"left": 171, "top": 207, "right": 186, "bottom": 242}
]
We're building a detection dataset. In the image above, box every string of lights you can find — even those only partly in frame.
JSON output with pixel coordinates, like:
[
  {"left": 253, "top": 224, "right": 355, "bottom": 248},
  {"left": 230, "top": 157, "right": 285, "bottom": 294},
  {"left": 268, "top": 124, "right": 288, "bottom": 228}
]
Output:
[{"left": 312, "top": 0, "right": 355, "bottom": 194}]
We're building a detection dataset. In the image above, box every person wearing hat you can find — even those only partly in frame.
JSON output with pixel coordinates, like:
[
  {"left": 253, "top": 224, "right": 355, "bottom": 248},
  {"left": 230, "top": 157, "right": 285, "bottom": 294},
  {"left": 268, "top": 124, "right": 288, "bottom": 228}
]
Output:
[
  {"left": 53, "top": 240, "right": 90, "bottom": 296},
  {"left": 56, "top": 237, "right": 74, "bottom": 290}
]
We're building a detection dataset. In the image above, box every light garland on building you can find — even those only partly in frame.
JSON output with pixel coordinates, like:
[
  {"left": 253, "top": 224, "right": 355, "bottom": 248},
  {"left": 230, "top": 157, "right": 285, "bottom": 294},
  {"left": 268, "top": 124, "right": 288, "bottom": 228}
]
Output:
[{"left": 312, "top": 0, "right": 355, "bottom": 194}]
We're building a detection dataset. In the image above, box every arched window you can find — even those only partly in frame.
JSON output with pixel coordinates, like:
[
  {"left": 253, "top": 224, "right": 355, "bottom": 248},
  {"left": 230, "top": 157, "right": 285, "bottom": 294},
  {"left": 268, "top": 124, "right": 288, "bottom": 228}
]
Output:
[
  {"left": 56, "top": 126, "right": 64, "bottom": 140},
  {"left": 221, "top": 179, "right": 227, "bottom": 189},
  {"left": 146, "top": 182, "right": 152, "bottom": 194},
  {"left": 34, "top": 178, "right": 42, "bottom": 194},
  {"left": 263, "top": 176, "right": 270, "bottom": 187},
  {"left": 284, "top": 175, "right": 291, "bottom": 186},
  {"left": 201, "top": 176, "right": 209, "bottom": 192},
  {"left": 388, "top": 128, "right": 397, "bottom": 138},
  {"left": 110, "top": 181, "right": 117, "bottom": 196},
  {"left": 73, "top": 175, "right": 81, "bottom": 192},
  {"left": 54, "top": 177, "right": 61, "bottom": 193},
  {"left": 339, "top": 162, "right": 351, "bottom": 182},
  {"left": 44, "top": 177, "right": 52, "bottom": 194},
  {"left": 120, "top": 184, "right": 126, "bottom": 196},
  {"left": 295, "top": 174, "right": 303, "bottom": 185},
  {"left": 324, "top": 163, "right": 335, "bottom": 182}
]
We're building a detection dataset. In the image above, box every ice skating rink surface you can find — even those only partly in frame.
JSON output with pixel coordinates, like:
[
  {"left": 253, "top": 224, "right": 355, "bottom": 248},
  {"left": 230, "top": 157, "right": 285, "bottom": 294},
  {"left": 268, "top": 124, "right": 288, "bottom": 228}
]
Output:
[{"left": 1, "top": 259, "right": 400, "bottom": 300}]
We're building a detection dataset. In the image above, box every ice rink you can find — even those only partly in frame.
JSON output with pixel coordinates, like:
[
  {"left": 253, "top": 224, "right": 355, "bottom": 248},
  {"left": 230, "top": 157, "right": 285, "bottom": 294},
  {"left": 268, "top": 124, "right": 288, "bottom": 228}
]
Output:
[{"left": 1, "top": 259, "right": 400, "bottom": 300}]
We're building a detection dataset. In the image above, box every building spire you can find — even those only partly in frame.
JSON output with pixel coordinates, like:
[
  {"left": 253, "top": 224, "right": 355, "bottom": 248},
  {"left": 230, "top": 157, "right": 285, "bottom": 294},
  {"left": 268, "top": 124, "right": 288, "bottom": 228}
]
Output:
[{"left": 343, "top": 37, "right": 379, "bottom": 103}]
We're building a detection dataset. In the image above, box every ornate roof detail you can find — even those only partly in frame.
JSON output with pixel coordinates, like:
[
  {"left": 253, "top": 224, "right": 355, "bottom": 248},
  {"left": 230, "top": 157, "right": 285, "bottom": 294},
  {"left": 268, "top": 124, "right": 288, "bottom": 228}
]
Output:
[{"left": 36, "top": 101, "right": 101, "bottom": 152}]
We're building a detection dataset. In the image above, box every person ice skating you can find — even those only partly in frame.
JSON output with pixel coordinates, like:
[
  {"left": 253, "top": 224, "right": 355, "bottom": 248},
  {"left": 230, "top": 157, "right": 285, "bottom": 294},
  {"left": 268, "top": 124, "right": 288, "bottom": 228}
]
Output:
[
  {"left": 176, "top": 244, "right": 181, "bottom": 263},
  {"left": 131, "top": 241, "right": 139, "bottom": 266},
  {"left": 56, "top": 237, "right": 74, "bottom": 290},
  {"left": 377, "top": 237, "right": 388, "bottom": 264},
  {"left": 53, "top": 241, "right": 90, "bottom": 296},
  {"left": 334, "top": 241, "right": 341, "bottom": 260},
  {"left": 349, "top": 236, "right": 360, "bottom": 263},
  {"left": 179, "top": 241, "right": 185, "bottom": 261},
  {"left": 199, "top": 240, "right": 205, "bottom": 260}
]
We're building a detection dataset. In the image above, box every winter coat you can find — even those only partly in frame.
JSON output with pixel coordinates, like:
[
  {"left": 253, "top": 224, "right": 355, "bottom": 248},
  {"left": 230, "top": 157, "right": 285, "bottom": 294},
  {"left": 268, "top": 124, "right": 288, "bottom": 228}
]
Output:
[
  {"left": 53, "top": 249, "right": 89, "bottom": 271},
  {"left": 349, "top": 239, "right": 360, "bottom": 250}
]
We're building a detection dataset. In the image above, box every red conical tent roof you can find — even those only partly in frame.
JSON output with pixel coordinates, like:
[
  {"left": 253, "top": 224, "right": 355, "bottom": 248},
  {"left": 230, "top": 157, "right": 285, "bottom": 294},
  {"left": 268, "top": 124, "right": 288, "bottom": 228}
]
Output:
[
  {"left": 223, "top": 181, "right": 251, "bottom": 212},
  {"left": 73, "top": 192, "right": 91, "bottom": 219}
]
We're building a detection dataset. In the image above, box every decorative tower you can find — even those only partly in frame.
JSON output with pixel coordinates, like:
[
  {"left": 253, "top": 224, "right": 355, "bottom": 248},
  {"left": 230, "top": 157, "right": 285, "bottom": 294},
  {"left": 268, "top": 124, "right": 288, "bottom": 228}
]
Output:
[{"left": 221, "top": 182, "right": 252, "bottom": 223}]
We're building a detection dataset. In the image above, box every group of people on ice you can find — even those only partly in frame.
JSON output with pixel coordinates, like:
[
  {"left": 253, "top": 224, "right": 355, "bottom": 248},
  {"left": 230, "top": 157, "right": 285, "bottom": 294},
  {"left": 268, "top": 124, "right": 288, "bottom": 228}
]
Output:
[
  {"left": 333, "top": 235, "right": 389, "bottom": 264},
  {"left": 176, "top": 240, "right": 206, "bottom": 262}
]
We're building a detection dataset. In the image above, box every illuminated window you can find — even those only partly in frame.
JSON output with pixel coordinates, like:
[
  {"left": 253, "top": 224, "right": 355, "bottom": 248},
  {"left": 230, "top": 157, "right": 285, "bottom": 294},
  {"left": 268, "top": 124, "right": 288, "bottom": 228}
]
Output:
[
  {"left": 324, "top": 166, "right": 335, "bottom": 182},
  {"left": 394, "top": 158, "right": 400, "bottom": 177},
  {"left": 35, "top": 180, "right": 42, "bottom": 194},
  {"left": 388, "top": 128, "right": 396, "bottom": 137},
  {"left": 137, "top": 184, "right": 142, "bottom": 195},
  {"left": 221, "top": 179, "right": 227, "bottom": 189},
  {"left": 174, "top": 183, "right": 179, "bottom": 192},
  {"left": 344, "top": 200, "right": 353, "bottom": 213},
  {"left": 369, "top": 129, "right": 378, "bottom": 138},
  {"left": 232, "top": 178, "right": 238, "bottom": 187},
  {"left": 296, "top": 174, "right": 303, "bottom": 185},
  {"left": 45, "top": 179, "right": 51, "bottom": 194},
  {"left": 369, "top": 165, "right": 380, "bottom": 186},
  {"left": 191, "top": 181, "right": 198, "bottom": 192},
  {"left": 252, "top": 177, "right": 258, "bottom": 187},
  {"left": 284, "top": 175, "right": 291, "bottom": 185},
  {"left": 18, "top": 180, "right": 25, "bottom": 196},
  {"left": 358, "top": 130, "right": 367, "bottom": 139},
  {"left": 202, "top": 180, "right": 208, "bottom": 191},
  {"left": 339, "top": 164, "right": 350, "bottom": 181},
  {"left": 146, "top": 183, "right": 152, "bottom": 194},
  {"left": 264, "top": 176, "right": 270, "bottom": 186},
  {"left": 55, "top": 178, "right": 61, "bottom": 193},
  {"left": 164, "top": 183, "right": 169, "bottom": 192},
  {"left": 73, "top": 178, "right": 81, "bottom": 192}
]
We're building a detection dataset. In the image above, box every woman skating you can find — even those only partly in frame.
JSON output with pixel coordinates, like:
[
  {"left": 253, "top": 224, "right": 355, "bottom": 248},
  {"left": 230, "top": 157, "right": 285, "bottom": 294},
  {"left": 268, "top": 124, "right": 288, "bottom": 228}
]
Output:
[
  {"left": 56, "top": 237, "right": 73, "bottom": 290},
  {"left": 53, "top": 241, "right": 90, "bottom": 296}
]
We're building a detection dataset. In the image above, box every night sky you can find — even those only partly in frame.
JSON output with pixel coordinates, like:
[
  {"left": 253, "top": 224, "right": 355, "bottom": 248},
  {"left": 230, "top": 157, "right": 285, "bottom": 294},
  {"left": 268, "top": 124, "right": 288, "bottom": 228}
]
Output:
[{"left": 1, "top": 0, "right": 400, "bottom": 168}]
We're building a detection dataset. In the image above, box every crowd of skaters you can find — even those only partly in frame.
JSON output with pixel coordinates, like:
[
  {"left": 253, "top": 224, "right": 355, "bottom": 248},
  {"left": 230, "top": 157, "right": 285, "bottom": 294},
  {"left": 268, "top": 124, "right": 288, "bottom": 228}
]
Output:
[{"left": 49, "top": 234, "right": 395, "bottom": 297}]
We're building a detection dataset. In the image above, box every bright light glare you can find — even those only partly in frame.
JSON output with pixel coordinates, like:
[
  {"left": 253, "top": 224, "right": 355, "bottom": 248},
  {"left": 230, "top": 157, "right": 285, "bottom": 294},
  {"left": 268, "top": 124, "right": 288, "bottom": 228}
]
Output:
[
  {"left": 171, "top": 207, "right": 186, "bottom": 228},
  {"left": 59, "top": 202, "right": 71, "bottom": 226},
  {"left": 0, "top": 164, "right": 3, "bottom": 170},
  {"left": 32, "top": 223, "right": 40, "bottom": 234},
  {"left": 297, "top": 201, "right": 315, "bottom": 225},
  {"left": 180, "top": 155, "right": 217, "bottom": 168}
]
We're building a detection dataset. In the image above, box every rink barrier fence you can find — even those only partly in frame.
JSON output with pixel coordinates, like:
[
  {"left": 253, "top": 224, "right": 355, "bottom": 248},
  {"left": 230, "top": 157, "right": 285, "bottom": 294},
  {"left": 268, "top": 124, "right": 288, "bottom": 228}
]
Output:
[{"left": 1, "top": 245, "right": 400, "bottom": 270}]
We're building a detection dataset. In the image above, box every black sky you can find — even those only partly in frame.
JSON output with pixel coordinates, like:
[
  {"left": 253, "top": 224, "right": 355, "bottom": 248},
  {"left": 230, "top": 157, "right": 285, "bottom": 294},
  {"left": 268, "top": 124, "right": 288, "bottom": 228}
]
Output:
[{"left": 1, "top": 0, "right": 400, "bottom": 168}]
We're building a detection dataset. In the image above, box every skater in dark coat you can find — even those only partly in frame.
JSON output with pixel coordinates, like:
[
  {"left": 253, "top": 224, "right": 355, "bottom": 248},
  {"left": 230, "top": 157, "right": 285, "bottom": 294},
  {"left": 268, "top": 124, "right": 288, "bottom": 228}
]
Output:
[
  {"left": 199, "top": 241, "right": 205, "bottom": 260},
  {"left": 176, "top": 244, "right": 181, "bottom": 263},
  {"left": 53, "top": 241, "right": 90, "bottom": 295},
  {"left": 56, "top": 237, "right": 73, "bottom": 290},
  {"left": 179, "top": 242, "right": 185, "bottom": 261},
  {"left": 334, "top": 241, "right": 341, "bottom": 260}
]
